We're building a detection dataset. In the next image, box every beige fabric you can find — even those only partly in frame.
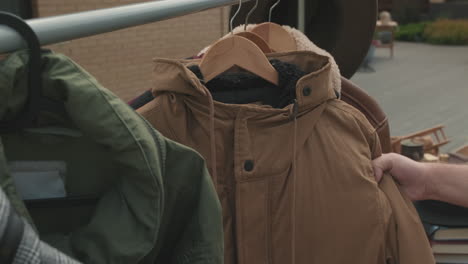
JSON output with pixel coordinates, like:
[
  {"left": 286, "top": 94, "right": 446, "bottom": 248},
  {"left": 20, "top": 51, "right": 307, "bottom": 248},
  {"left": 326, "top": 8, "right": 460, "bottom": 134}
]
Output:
[
  {"left": 139, "top": 50, "right": 434, "bottom": 264},
  {"left": 198, "top": 24, "right": 341, "bottom": 94}
]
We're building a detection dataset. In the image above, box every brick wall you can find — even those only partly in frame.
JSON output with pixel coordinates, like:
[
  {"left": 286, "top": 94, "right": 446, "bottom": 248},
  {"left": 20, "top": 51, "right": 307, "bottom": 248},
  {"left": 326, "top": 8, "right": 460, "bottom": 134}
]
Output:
[{"left": 34, "top": 0, "right": 229, "bottom": 101}]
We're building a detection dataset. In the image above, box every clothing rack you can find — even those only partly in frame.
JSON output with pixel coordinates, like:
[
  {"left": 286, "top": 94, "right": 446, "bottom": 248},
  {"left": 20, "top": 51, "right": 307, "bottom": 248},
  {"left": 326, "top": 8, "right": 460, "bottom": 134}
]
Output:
[
  {"left": 0, "top": 0, "right": 252, "bottom": 53},
  {"left": 297, "top": 0, "right": 305, "bottom": 32}
]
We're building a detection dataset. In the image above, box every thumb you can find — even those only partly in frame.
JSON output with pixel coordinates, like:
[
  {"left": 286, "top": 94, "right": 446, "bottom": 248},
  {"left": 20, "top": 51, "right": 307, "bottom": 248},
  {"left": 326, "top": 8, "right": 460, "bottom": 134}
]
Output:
[{"left": 372, "top": 154, "right": 394, "bottom": 182}]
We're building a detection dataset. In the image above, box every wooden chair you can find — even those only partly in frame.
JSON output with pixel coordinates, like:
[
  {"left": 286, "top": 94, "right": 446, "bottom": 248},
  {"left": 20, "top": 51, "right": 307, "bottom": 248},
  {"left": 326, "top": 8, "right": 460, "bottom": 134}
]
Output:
[
  {"left": 391, "top": 125, "right": 450, "bottom": 155},
  {"left": 375, "top": 24, "right": 397, "bottom": 58}
]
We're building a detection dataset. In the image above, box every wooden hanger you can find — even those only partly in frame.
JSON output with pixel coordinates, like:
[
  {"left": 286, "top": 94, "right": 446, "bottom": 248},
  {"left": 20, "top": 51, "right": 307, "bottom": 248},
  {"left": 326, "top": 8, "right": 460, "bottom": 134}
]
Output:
[
  {"left": 235, "top": 31, "right": 273, "bottom": 53},
  {"left": 199, "top": 0, "right": 278, "bottom": 85},
  {"left": 233, "top": 0, "right": 273, "bottom": 54},
  {"left": 199, "top": 35, "right": 278, "bottom": 85},
  {"left": 250, "top": 0, "right": 296, "bottom": 52},
  {"left": 251, "top": 23, "right": 296, "bottom": 52}
]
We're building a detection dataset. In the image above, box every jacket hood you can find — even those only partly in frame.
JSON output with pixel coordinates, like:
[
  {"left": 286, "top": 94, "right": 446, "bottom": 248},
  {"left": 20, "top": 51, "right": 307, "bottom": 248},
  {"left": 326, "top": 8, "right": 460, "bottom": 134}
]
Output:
[
  {"left": 197, "top": 24, "right": 342, "bottom": 94},
  {"left": 0, "top": 50, "right": 164, "bottom": 262},
  {"left": 152, "top": 51, "right": 337, "bottom": 112}
]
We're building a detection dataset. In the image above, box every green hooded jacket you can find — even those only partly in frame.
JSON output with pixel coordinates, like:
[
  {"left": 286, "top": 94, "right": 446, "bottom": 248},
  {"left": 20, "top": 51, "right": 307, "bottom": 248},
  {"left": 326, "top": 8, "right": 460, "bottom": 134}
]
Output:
[{"left": 0, "top": 51, "right": 223, "bottom": 264}]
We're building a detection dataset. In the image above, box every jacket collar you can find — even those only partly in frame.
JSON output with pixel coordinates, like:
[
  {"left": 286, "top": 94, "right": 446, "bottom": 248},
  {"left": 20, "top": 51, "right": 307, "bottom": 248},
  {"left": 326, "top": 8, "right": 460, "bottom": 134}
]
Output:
[
  {"left": 198, "top": 24, "right": 342, "bottom": 95},
  {"left": 152, "top": 51, "right": 337, "bottom": 111}
]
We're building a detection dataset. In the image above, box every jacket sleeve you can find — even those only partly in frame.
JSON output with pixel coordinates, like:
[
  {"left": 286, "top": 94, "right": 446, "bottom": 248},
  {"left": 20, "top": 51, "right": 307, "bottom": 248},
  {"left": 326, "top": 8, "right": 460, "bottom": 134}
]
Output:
[
  {"left": 152, "top": 138, "right": 223, "bottom": 264},
  {"left": 371, "top": 132, "right": 435, "bottom": 264}
]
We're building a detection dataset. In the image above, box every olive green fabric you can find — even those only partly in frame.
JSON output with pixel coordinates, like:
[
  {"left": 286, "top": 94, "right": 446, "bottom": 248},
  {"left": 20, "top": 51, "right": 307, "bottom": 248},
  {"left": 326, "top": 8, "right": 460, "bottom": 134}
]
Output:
[{"left": 0, "top": 51, "right": 223, "bottom": 264}]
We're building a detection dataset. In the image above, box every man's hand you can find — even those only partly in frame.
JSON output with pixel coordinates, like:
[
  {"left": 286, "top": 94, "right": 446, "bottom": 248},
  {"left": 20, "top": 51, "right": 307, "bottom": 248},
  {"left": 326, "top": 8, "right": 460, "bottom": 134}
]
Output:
[
  {"left": 372, "top": 153, "right": 432, "bottom": 201},
  {"left": 374, "top": 153, "right": 468, "bottom": 207}
]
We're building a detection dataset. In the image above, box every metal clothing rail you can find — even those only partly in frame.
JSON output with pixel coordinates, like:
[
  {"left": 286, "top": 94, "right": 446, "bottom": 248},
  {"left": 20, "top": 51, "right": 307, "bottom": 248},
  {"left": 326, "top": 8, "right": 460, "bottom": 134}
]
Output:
[
  {"left": 298, "top": 0, "right": 305, "bottom": 32},
  {"left": 0, "top": 0, "right": 251, "bottom": 53}
]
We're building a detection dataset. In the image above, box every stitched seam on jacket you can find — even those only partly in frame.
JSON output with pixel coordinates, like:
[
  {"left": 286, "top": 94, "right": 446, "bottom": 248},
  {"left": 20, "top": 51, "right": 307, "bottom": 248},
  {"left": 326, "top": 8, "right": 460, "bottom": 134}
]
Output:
[
  {"left": 373, "top": 131, "right": 388, "bottom": 261},
  {"left": 377, "top": 185, "right": 390, "bottom": 261},
  {"left": 161, "top": 95, "right": 183, "bottom": 142},
  {"left": 140, "top": 95, "right": 182, "bottom": 144},
  {"left": 341, "top": 93, "right": 380, "bottom": 125},
  {"left": 140, "top": 117, "right": 166, "bottom": 179},
  {"left": 234, "top": 111, "right": 245, "bottom": 264},
  {"left": 267, "top": 178, "right": 272, "bottom": 263},
  {"left": 63, "top": 55, "right": 163, "bottom": 262},
  {"left": 371, "top": 130, "right": 381, "bottom": 157},
  {"left": 375, "top": 117, "right": 389, "bottom": 131},
  {"left": 327, "top": 101, "right": 378, "bottom": 135}
]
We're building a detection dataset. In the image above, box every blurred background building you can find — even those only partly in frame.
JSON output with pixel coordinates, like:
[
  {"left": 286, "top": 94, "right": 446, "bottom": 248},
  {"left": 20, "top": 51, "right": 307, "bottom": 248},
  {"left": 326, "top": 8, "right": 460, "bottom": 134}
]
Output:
[
  {"left": 379, "top": 0, "right": 468, "bottom": 23},
  {"left": 0, "top": 0, "right": 230, "bottom": 101}
]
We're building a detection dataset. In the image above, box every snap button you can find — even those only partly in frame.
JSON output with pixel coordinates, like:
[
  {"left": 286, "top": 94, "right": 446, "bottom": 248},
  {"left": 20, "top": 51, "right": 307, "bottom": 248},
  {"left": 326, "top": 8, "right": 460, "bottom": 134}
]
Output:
[
  {"left": 302, "top": 86, "right": 312, "bottom": 96},
  {"left": 169, "top": 93, "right": 176, "bottom": 102},
  {"left": 244, "top": 160, "right": 254, "bottom": 172}
]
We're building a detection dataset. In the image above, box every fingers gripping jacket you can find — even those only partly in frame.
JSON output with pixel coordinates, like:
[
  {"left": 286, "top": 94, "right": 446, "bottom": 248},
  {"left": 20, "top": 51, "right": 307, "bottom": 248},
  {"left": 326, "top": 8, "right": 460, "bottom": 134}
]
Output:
[{"left": 0, "top": 188, "right": 81, "bottom": 264}]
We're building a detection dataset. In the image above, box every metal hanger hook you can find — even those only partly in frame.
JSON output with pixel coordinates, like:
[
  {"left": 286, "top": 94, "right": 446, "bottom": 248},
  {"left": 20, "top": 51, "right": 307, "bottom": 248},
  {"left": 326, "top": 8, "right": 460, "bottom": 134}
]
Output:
[
  {"left": 230, "top": 0, "right": 243, "bottom": 34},
  {"left": 244, "top": 0, "right": 259, "bottom": 30},
  {"left": 269, "top": 0, "right": 281, "bottom": 22}
]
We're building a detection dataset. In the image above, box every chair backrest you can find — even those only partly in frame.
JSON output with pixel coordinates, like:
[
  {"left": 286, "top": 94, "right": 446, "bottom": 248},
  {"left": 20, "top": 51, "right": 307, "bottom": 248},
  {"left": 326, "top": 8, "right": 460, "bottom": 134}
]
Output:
[
  {"left": 340, "top": 77, "right": 392, "bottom": 153},
  {"left": 391, "top": 125, "right": 450, "bottom": 155},
  {"left": 375, "top": 25, "right": 396, "bottom": 44}
]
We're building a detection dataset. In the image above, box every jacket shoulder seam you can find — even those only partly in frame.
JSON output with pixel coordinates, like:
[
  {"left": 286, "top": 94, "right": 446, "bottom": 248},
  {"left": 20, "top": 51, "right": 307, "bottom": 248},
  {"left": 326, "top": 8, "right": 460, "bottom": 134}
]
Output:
[{"left": 326, "top": 100, "right": 378, "bottom": 134}]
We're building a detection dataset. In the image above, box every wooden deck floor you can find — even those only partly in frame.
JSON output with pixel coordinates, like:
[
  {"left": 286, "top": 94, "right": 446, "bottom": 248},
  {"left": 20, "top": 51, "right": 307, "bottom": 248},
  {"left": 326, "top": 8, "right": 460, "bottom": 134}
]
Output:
[{"left": 352, "top": 41, "right": 468, "bottom": 153}]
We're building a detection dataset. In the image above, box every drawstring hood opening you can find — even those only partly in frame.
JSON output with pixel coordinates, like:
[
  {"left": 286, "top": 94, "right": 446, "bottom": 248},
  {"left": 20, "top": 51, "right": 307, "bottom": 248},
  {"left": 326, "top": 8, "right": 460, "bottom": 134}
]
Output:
[{"left": 188, "top": 60, "right": 306, "bottom": 109}]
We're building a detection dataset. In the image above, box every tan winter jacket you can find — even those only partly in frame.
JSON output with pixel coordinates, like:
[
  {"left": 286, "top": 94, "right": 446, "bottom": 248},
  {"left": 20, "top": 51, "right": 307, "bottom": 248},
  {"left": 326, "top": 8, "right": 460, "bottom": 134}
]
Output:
[{"left": 138, "top": 50, "right": 434, "bottom": 264}]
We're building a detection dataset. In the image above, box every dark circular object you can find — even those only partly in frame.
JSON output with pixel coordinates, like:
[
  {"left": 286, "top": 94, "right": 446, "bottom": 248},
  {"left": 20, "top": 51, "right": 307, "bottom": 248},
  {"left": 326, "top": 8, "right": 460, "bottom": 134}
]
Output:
[
  {"left": 230, "top": 0, "right": 377, "bottom": 79},
  {"left": 400, "top": 139, "right": 425, "bottom": 161},
  {"left": 244, "top": 160, "right": 254, "bottom": 172},
  {"left": 302, "top": 86, "right": 312, "bottom": 96}
]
